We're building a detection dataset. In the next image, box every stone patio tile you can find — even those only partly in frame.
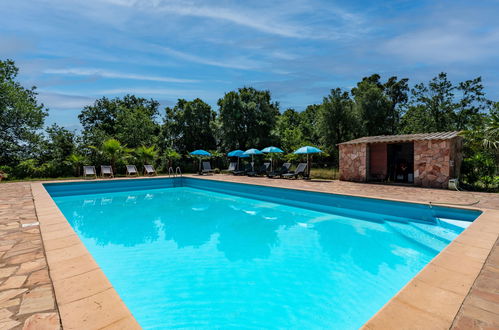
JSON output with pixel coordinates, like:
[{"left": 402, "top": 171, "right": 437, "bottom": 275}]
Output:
[
  {"left": 454, "top": 230, "right": 497, "bottom": 250},
  {"left": 396, "top": 279, "right": 464, "bottom": 323},
  {"left": 0, "top": 267, "right": 17, "bottom": 279},
  {"left": 18, "top": 285, "right": 55, "bottom": 315},
  {"left": 40, "top": 229, "right": 75, "bottom": 241},
  {"left": 4, "top": 250, "right": 44, "bottom": 266},
  {"left": 0, "top": 275, "right": 27, "bottom": 291},
  {"left": 445, "top": 241, "right": 492, "bottom": 261},
  {"left": 0, "top": 298, "right": 20, "bottom": 309},
  {"left": 2, "top": 247, "right": 41, "bottom": 260},
  {"left": 458, "top": 304, "right": 499, "bottom": 326},
  {"left": 362, "top": 297, "right": 449, "bottom": 329},
  {"left": 58, "top": 288, "right": 133, "bottom": 329},
  {"left": 0, "top": 288, "right": 28, "bottom": 303},
  {"left": 25, "top": 269, "right": 50, "bottom": 287},
  {"left": 473, "top": 272, "right": 499, "bottom": 293},
  {"left": 416, "top": 263, "right": 477, "bottom": 296},
  {"left": 16, "top": 258, "right": 46, "bottom": 275},
  {"left": 22, "top": 312, "right": 60, "bottom": 330},
  {"left": 101, "top": 316, "right": 141, "bottom": 330},
  {"left": 0, "top": 308, "right": 13, "bottom": 320},
  {"left": 45, "top": 243, "right": 88, "bottom": 264},
  {"left": 48, "top": 254, "right": 99, "bottom": 281},
  {"left": 41, "top": 222, "right": 72, "bottom": 233},
  {"left": 53, "top": 268, "right": 112, "bottom": 305},
  {"left": 0, "top": 320, "right": 21, "bottom": 329},
  {"left": 432, "top": 251, "right": 484, "bottom": 276},
  {"left": 42, "top": 234, "right": 81, "bottom": 252},
  {"left": 465, "top": 292, "right": 499, "bottom": 315}
]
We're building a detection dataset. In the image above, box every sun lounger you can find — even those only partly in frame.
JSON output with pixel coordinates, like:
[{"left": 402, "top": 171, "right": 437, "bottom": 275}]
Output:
[
  {"left": 247, "top": 162, "right": 270, "bottom": 176},
  {"left": 126, "top": 165, "right": 139, "bottom": 176},
  {"left": 202, "top": 161, "right": 214, "bottom": 175},
  {"left": 233, "top": 163, "right": 252, "bottom": 176},
  {"left": 144, "top": 164, "right": 156, "bottom": 176},
  {"left": 83, "top": 166, "right": 97, "bottom": 179},
  {"left": 101, "top": 165, "right": 114, "bottom": 178},
  {"left": 226, "top": 162, "right": 237, "bottom": 174},
  {"left": 282, "top": 163, "right": 308, "bottom": 179},
  {"left": 267, "top": 163, "right": 291, "bottom": 178}
]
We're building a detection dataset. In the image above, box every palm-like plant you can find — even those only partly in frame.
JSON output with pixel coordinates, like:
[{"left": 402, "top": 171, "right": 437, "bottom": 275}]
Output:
[
  {"left": 162, "top": 148, "right": 181, "bottom": 170},
  {"left": 90, "top": 138, "right": 131, "bottom": 170},
  {"left": 65, "top": 153, "right": 86, "bottom": 176},
  {"left": 483, "top": 112, "right": 499, "bottom": 149},
  {"left": 461, "top": 113, "right": 499, "bottom": 150},
  {"left": 135, "top": 146, "right": 158, "bottom": 171}
]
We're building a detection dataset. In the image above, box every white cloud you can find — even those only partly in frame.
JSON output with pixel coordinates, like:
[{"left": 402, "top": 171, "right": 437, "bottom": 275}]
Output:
[
  {"left": 43, "top": 68, "right": 199, "bottom": 83},
  {"left": 37, "top": 92, "right": 94, "bottom": 109},
  {"left": 157, "top": 47, "right": 262, "bottom": 70},
  {"left": 99, "top": 0, "right": 362, "bottom": 40},
  {"left": 381, "top": 29, "right": 499, "bottom": 64}
]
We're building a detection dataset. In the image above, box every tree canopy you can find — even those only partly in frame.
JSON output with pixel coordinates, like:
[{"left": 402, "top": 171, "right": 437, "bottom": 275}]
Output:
[
  {"left": 0, "top": 59, "right": 497, "bottom": 190},
  {"left": 0, "top": 59, "right": 47, "bottom": 165}
]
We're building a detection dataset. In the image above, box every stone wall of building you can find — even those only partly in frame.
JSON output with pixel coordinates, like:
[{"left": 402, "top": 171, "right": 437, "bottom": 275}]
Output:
[
  {"left": 413, "top": 138, "right": 461, "bottom": 188},
  {"left": 339, "top": 143, "right": 368, "bottom": 182}
]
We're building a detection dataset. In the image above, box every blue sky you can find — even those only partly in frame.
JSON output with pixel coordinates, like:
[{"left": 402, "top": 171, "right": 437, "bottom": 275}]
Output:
[{"left": 1, "top": 0, "right": 498, "bottom": 129}]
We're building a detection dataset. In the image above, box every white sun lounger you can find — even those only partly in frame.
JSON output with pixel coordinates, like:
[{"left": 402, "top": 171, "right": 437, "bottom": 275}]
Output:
[
  {"left": 83, "top": 166, "right": 97, "bottom": 179},
  {"left": 101, "top": 165, "right": 114, "bottom": 178},
  {"left": 144, "top": 164, "right": 156, "bottom": 176},
  {"left": 126, "top": 165, "right": 139, "bottom": 176}
]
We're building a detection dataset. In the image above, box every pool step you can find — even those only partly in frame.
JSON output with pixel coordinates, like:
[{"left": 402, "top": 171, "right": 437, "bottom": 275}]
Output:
[
  {"left": 410, "top": 222, "right": 460, "bottom": 242},
  {"left": 385, "top": 221, "right": 448, "bottom": 253}
]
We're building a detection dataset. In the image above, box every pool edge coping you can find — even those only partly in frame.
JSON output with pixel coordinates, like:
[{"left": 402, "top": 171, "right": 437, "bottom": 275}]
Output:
[
  {"left": 31, "top": 182, "right": 141, "bottom": 329},
  {"left": 32, "top": 176, "right": 499, "bottom": 329}
]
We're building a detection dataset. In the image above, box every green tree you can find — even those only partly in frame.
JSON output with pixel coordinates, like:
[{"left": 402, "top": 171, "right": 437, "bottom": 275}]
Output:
[
  {"left": 0, "top": 59, "right": 47, "bottom": 165},
  {"left": 352, "top": 76, "right": 392, "bottom": 136},
  {"left": 164, "top": 98, "right": 216, "bottom": 154},
  {"left": 317, "top": 88, "right": 357, "bottom": 152},
  {"left": 43, "top": 124, "right": 76, "bottom": 162},
  {"left": 218, "top": 87, "right": 279, "bottom": 149},
  {"left": 274, "top": 109, "right": 304, "bottom": 151},
  {"left": 459, "top": 103, "right": 498, "bottom": 189},
  {"left": 79, "top": 95, "right": 159, "bottom": 148},
  {"left": 384, "top": 76, "right": 409, "bottom": 134},
  {"left": 400, "top": 73, "right": 489, "bottom": 134},
  {"left": 300, "top": 104, "right": 321, "bottom": 146},
  {"left": 38, "top": 124, "right": 78, "bottom": 176}
]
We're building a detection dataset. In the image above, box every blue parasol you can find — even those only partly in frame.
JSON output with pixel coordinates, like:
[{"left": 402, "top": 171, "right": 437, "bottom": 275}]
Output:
[
  {"left": 243, "top": 149, "right": 263, "bottom": 171},
  {"left": 261, "top": 146, "right": 284, "bottom": 171},
  {"left": 293, "top": 146, "right": 323, "bottom": 178}
]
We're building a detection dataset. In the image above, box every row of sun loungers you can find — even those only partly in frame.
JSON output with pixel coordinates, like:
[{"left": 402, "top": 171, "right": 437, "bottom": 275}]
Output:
[
  {"left": 221, "top": 162, "right": 308, "bottom": 179},
  {"left": 83, "top": 165, "right": 156, "bottom": 179}
]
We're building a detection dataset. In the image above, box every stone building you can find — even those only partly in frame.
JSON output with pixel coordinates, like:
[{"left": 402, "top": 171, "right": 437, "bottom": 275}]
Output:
[{"left": 337, "top": 132, "right": 463, "bottom": 188}]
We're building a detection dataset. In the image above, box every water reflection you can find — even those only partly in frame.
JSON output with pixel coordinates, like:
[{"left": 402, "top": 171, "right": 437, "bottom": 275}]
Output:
[{"left": 63, "top": 189, "right": 283, "bottom": 261}]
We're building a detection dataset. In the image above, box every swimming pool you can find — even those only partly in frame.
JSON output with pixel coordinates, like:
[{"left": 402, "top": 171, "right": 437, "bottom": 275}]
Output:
[{"left": 45, "top": 178, "right": 480, "bottom": 329}]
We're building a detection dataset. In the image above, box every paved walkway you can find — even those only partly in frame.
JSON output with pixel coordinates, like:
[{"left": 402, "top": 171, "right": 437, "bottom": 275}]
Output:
[
  {"left": 187, "top": 174, "right": 499, "bottom": 210},
  {"left": 0, "top": 183, "right": 59, "bottom": 329},
  {"left": 452, "top": 236, "right": 499, "bottom": 329}
]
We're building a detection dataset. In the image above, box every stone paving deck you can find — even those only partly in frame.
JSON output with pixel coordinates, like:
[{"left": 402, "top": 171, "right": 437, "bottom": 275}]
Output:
[
  {"left": 0, "top": 176, "right": 498, "bottom": 329},
  {"left": 0, "top": 183, "right": 59, "bottom": 329}
]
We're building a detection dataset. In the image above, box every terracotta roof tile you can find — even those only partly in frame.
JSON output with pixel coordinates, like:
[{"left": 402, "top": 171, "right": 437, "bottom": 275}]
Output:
[{"left": 338, "top": 131, "right": 461, "bottom": 145}]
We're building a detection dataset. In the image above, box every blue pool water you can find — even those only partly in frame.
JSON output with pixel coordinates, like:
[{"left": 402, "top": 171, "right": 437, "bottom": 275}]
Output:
[{"left": 46, "top": 178, "right": 480, "bottom": 329}]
